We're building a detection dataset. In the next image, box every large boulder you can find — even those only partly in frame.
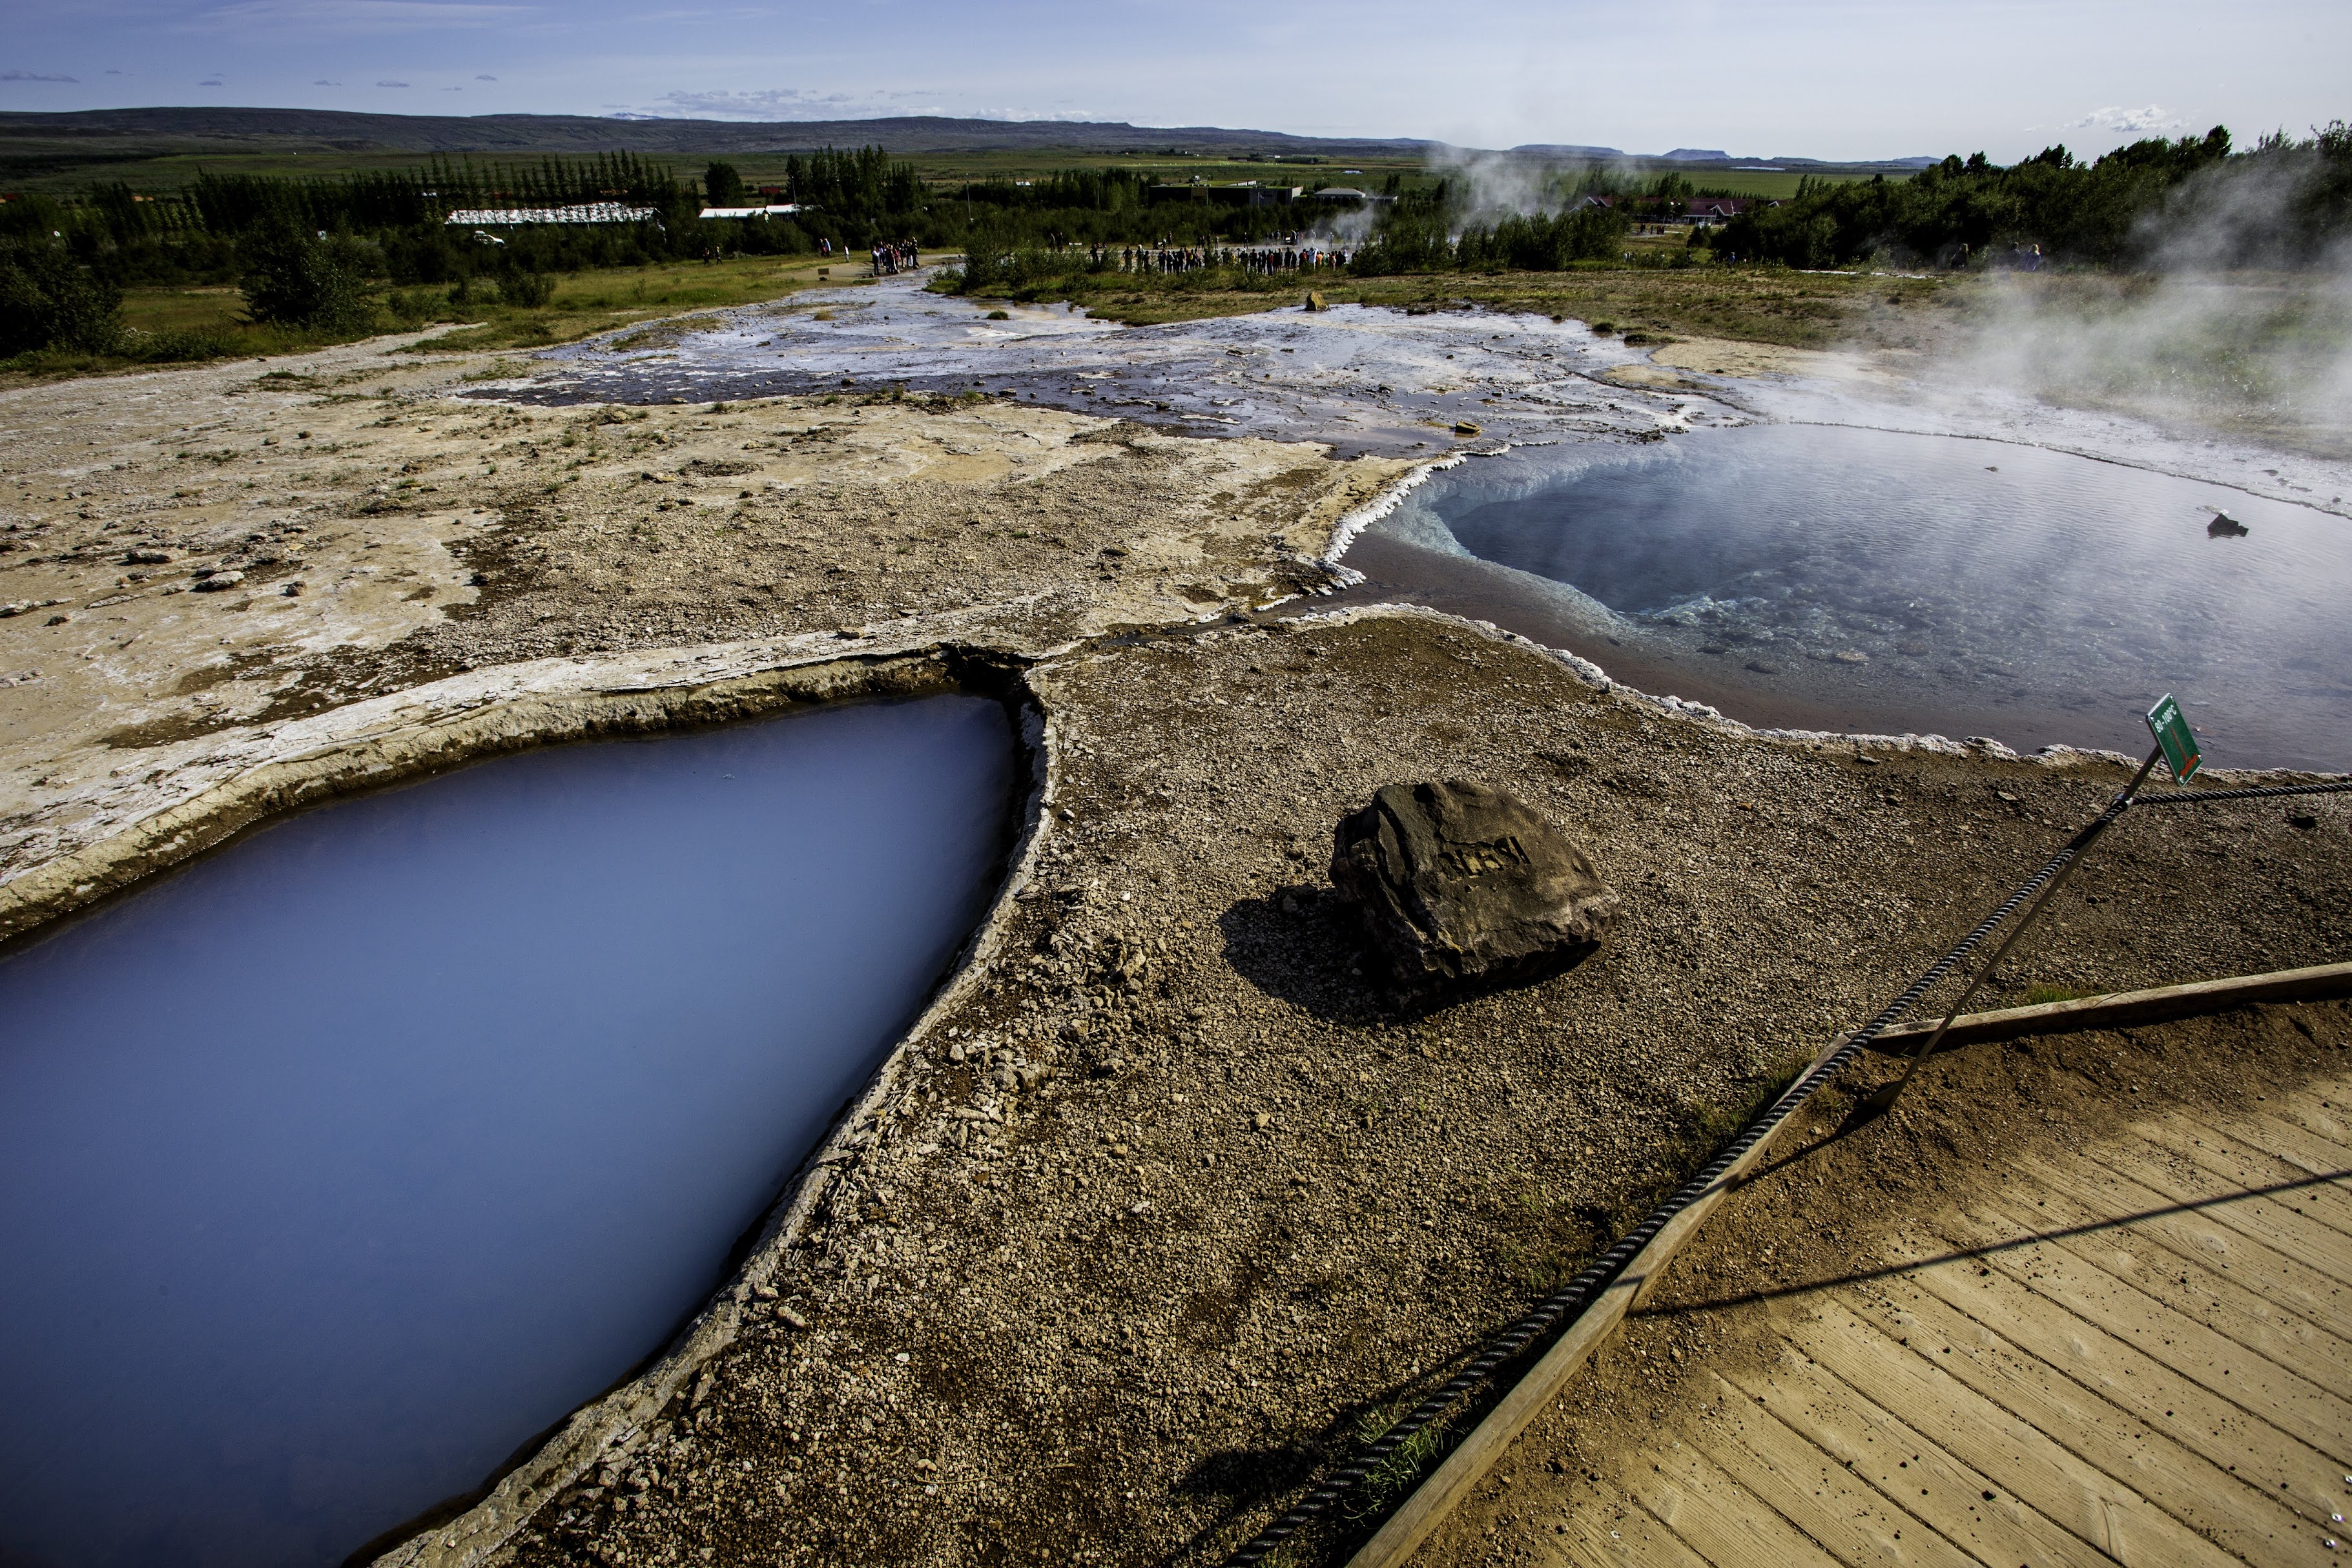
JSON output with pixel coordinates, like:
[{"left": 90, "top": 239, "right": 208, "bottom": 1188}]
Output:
[{"left": 1330, "top": 780, "right": 1618, "bottom": 996}]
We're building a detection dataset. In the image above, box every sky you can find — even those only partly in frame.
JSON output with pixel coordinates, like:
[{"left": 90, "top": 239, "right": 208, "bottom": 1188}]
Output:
[{"left": 2, "top": 0, "right": 2346, "bottom": 163}]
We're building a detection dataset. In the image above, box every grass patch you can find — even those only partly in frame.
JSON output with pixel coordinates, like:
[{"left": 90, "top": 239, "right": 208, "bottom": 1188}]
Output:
[
  {"left": 400, "top": 253, "right": 847, "bottom": 353},
  {"left": 0, "top": 254, "right": 846, "bottom": 383},
  {"left": 1344, "top": 1399, "right": 1454, "bottom": 1522},
  {"left": 965, "top": 262, "right": 1954, "bottom": 347}
]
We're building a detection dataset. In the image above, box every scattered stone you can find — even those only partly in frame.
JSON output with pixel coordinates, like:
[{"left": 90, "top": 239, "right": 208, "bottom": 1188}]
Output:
[
  {"left": 1331, "top": 780, "right": 1618, "bottom": 996},
  {"left": 193, "top": 571, "right": 244, "bottom": 592}
]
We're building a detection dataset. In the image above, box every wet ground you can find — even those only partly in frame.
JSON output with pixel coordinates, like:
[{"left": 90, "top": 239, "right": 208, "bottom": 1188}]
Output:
[{"left": 484, "top": 272, "right": 1711, "bottom": 458}]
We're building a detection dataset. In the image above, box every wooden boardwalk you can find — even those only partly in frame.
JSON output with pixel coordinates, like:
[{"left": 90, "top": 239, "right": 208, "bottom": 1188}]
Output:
[{"left": 1500, "top": 1078, "right": 2352, "bottom": 1567}]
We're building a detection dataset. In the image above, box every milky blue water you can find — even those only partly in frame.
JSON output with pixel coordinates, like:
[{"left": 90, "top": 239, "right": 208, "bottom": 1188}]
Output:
[
  {"left": 0, "top": 696, "right": 1016, "bottom": 1568},
  {"left": 1388, "top": 424, "right": 2352, "bottom": 767}
]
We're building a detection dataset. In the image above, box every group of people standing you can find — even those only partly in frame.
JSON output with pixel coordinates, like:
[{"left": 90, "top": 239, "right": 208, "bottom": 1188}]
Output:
[
  {"left": 1087, "top": 241, "right": 1350, "bottom": 276},
  {"left": 869, "top": 240, "right": 921, "bottom": 275}
]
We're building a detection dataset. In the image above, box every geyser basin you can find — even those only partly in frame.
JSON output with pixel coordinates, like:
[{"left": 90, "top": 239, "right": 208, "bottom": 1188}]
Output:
[
  {"left": 1374, "top": 424, "right": 2351, "bottom": 767},
  {"left": 0, "top": 695, "right": 1016, "bottom": 1568}
]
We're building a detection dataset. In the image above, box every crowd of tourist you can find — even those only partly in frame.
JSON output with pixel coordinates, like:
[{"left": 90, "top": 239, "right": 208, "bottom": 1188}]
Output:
[{"left": 1086, "top": 240, "right": 1350, "bottom": 274}]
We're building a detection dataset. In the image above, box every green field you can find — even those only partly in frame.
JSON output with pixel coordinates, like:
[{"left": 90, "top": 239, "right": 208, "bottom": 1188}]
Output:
[
  {"left": 0, "top": 137, "right": 1900, "bottom": 202},
  {"left": 1, "top": 251, "right": 858, "bottom": 382}
]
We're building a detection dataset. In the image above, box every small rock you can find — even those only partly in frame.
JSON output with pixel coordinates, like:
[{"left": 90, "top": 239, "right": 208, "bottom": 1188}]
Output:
[
  {"left": 193, "top": 571, "right": 244, "bottom": 592},
  {"left": 778, "top": 1306, "right": 810, "bottom": 1330},
  {"left": 1833, "top": 650, "right": 1869, "bottom": 664},
  {"left": 43, "top": 614, "right": 68, "bottom": 626},
  {"left": 123, "top": 548, "right": 172, "bottom": 565},
  {"left": 1250, "top": 1111, "right": 1273, "bottom": 1131},
  {"left": 2289, "top": 813, "right": 2320, "bottom": 832}
]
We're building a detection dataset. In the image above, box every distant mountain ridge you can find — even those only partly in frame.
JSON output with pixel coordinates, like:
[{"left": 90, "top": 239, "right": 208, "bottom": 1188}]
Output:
[
  {"left": 0, "top": 107, "right": 1937, "bottom": 170},
  {"left": 0, "top": 107, "right": 1430, "bottom": 160}
]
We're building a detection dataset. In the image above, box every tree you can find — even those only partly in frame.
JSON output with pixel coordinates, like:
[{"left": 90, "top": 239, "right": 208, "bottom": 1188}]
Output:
[
  {"left": 705, "top": 161, "right": 748, "bottom": 209},
  {"left": 0, "top": 241, "right": 122, "bottom": 356},
  {"left": 238, "top": 225, "right": 372, "bottom": 331}
]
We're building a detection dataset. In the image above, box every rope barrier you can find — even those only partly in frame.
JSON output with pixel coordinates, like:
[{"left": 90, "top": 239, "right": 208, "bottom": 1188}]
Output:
[{"left": 1217, "top": 767, "right": 2346, "bottom": 1565}]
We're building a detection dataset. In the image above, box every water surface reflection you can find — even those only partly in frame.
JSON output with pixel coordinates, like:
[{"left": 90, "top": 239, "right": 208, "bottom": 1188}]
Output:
[{"left": 0, "top": 695, "right": 1015, "bottom": 1568}]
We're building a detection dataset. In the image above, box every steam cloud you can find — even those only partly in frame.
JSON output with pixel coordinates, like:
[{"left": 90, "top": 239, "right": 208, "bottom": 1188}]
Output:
[{"left": 1945, "top": 148, "right": 2352, "bottom": 460}]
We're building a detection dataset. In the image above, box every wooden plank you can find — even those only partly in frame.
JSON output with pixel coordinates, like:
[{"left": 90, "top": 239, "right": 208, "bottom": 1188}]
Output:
[
  {"left": 1687, "top": 1367, "right": 1992, "bottom": 1568},
  {"left": 2272, "top": 1088, "right": 2352, "bottom": 1150},
  {"left": 1786, "top": 1298, "right": 2246, "bottom": 1567},
  {"left": 2001, "top": 1155, "right": 2352, "bottom": 1343},
  {"left": 1965, "top": 1186, "right": 2352, "bottom": 1394},
  {"left": 1614, "top": 1436, "right": 1840, "bottom": 1567},
  {"left": 2134, "top": 1117, "right": 2352, "bottom": 1230},
  {"left": 1342, "top": 1041, "right": 1837, "bottom": 1568},
  {"left": 1554, "top": 1480, "right": 1718, "bottom": 1568},
  {"left": 1868, "top": 962, "right": 2352, "bottom": 1053},
  {"left": 1711, "top": 1354, "right": 2120, "bottom": 1568},
  {"left": 1927, "top": 1199, "right": 2352, "bottom": 1456},
  {"left": 2068, "top": 1142, "right": 2352, "bottom": 1290},
  {"left": 2149, "top": 1119, "right": 2352, "bottom": 1230},
  {"left": 1856, "top": 1262, "right": 2337, "bottom": 1558}
]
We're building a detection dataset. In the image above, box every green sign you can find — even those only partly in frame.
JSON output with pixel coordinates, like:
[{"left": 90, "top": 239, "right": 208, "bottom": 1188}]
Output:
[{"left": 2145, "top": 693, "right": 2202, "bottom": 782}]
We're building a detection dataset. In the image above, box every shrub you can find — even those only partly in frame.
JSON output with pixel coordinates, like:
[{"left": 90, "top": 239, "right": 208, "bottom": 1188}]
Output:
[
  {"left": 0, "top": 242, "right": 123, "bottom": 356},
  {"left": 499, "top": 265, "right": 553, "bottom": 309},
  {"left": 238, "top": 225, "right": 373, "bottom": 331}
]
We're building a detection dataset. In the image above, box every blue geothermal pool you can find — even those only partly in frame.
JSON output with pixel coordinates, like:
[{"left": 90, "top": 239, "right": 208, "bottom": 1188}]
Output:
[
  {"left": 1379, "top": 424, "right": 2351, "bottom": 768},
  {"left": 0, "top": 695, "right": 1016, "bottom": 1568}
]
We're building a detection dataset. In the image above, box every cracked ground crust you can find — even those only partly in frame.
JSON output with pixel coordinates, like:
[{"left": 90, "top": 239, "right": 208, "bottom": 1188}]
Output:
[
  {"left": 0, "top": 339, "right": 1402, "bottom": 892},
  {"left": 0, "top": 334, "right": 2346, "bottom": 1568}
]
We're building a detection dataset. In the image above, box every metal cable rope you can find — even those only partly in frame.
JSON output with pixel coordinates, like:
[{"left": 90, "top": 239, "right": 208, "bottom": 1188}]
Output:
[
  {"left": 2130, "top": 778, "right": 2352, "bottom": 807},
  {"left": 1220, "top": 769, "right": 2345, "bottom": 1565}
]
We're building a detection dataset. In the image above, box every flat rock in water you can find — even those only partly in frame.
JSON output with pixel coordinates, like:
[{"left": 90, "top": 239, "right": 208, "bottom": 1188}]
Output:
[{"left": 1330, "top": 780, "right": 1617, "bottom": 996}]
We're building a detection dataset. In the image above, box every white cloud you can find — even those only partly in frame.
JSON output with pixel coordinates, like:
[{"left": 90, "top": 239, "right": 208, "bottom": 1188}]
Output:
[
  {"left": 651, "top": 87, "right": 885, "bottom": 119},
  {"left": 637, "top": 86, "right": 1102, "bottom": 123},
  {"left": 2071, "top": 104, "right": 2183, "bottom": 134},
  {"left": 192, "top": 0, "right": 528, "bottom": 34}
]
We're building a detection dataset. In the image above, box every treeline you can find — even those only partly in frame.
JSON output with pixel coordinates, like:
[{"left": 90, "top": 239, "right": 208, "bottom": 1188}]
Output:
[
  {"left": 0, "top": 145, "right": 946, "bottom": 356},
  {"left": 1713, "top": 124, "right": 2352, "bottom": 269}
]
